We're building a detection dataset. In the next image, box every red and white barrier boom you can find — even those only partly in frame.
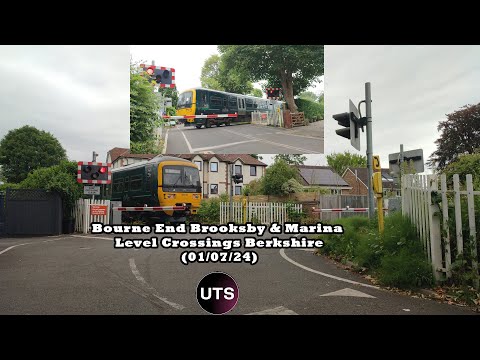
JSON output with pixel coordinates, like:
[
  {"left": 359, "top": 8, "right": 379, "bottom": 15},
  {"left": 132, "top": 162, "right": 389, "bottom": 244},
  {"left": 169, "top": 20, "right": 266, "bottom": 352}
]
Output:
[{"left": 162, "top": 113, "right": 238, "bottom": 120}]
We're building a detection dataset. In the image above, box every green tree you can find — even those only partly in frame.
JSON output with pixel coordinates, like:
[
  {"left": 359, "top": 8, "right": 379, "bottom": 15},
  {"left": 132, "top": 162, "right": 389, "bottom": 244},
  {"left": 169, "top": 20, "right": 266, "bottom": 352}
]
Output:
[
  {"left": 262, "top": 159, "right": 300, "bottom": 195},
  {"left": 242, "top": 179, "right": 263, "bottom": 196},
  {"left": 298, "top": 91, "right": 318, "bottom": 102},
  {"left": 250, "top": 88, "right": 263, "bottom": 98},
  {"left": 274, "top": 154, "right": 306, "bottom": 165},
  {"left": 326, "top": 151, "right": 367, "bottom": 176},
  {"left": 130, "top": 60, "right": 161, "bottom": 154},
  {"left": 428, "top": 103, "right": 480, "bottom": 170},
  {"left": 157, "top": 87, "right": 179, "bottom": 108},
  {"left": 200, "top": 54, "right": 254, "bottom": 94},
  {"left": 0, "top": 125, "right": 67, "bottom": 183},
  {"left": 442, "top": 151, "right": 480, "bottom": 187},
  {"left": 20, "top": 160, "right": 83, "bottom": 219},
  {"left": 281, "top": 178, "right": 304, "bottom": 194},
  {"left": 218, "top": 45, "right": 324, "bottom": 112}
]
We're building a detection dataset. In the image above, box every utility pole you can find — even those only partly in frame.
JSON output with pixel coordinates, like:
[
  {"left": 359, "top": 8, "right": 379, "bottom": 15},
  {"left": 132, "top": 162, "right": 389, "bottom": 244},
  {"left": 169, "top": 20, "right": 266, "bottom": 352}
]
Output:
[
  {"left": 229, "top": 164, "right": 234, "bottom": 222},
  {"left": 365, "top": 83, "right": 374, "bottom": 219},
  {"left": 92, "top": 151, "right": 98, "bottom": 201}
]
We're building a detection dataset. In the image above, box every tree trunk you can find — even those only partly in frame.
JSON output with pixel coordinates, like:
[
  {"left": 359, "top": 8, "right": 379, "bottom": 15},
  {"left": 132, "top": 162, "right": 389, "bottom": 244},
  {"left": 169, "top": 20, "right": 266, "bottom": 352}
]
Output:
[{"left": 280, "top": 71, "right": 297, "bottom": 113}]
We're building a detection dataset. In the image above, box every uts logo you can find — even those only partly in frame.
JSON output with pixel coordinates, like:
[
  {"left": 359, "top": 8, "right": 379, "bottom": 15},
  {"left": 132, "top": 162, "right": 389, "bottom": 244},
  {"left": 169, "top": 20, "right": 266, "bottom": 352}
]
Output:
[{"left": 196, "top": 272, "right": 239, "bottom": 314}]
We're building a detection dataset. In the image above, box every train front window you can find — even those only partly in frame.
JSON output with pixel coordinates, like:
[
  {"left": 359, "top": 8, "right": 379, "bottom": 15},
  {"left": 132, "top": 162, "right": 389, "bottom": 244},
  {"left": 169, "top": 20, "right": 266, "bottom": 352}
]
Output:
[
  {"left": 177, "top": 91, "right": 193, "bottom": 109},
  {"left": 162, "top": 166, "right": 200, "bottom": 192}
]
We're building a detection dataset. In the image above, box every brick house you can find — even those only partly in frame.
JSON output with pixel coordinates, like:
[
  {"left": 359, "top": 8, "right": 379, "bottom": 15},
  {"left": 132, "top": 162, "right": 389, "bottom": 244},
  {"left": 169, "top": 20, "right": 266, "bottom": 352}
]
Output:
[
  {"left": 295, "top": 165, "right": 351, "bottom": 194},
  {"left": 342, "top": 167, "right": 401, "bottom": 196},
  {"left": 106, "top": 147, "right": 157, "bottom": 169},
  {"left": 175, "top": 154, "right": 267, "bottom": 198}
]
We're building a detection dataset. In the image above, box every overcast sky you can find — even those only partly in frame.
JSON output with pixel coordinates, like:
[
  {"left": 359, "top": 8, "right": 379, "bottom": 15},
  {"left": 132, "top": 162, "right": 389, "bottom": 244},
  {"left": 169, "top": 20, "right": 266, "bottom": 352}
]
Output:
[
  {"left": 0, "top": 45, "right": 130, "bottom": 163},
  {"left": 323, "top": 45, "right": 480, "bottom": 173},
  {"left": 130, "top": 45, "right": 324, "bottom": 96}
]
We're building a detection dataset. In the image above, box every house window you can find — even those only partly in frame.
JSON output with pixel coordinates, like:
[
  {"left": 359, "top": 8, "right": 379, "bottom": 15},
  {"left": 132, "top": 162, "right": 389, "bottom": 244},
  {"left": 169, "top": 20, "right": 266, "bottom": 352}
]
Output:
[
  {"left": 235, "top": 165, "right": 242, "bottom": 175},
  {"left": 130, "top": 175, "right": 143, "bottom": 191},
  {"left": 235, "top": 186, "right": 242, "bottom": 195},
  {"left": 330, "top": 189, "right": 341, "bottom": 195},
  {"left": 250, "top": 166, "right": 257, "bottom": 176},
  {"left": 210, "top": 162, "right": 218, "bottom": 172},
  {"left": 194, "top": 161, "right": 202, "bottom": 171},
  {"left": 210, "top": 184, "right": 218, "bottom": 195}
]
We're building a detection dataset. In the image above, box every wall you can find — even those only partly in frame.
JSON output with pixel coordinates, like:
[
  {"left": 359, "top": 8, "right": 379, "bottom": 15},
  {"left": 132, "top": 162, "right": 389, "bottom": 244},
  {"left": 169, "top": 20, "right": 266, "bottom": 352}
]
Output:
[{"left": 342, "top": 169, "right": 368, "bottom": 195}]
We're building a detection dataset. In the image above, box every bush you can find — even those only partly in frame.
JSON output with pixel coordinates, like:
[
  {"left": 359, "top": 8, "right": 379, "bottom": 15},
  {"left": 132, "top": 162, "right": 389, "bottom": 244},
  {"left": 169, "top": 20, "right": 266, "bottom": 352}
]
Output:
[
  {"left": 318, "top": 212, "right": 433, "bottom": 289},
  {"left": 296, "top": 98, "right": 324, "bottom": 121},
  {"left": 195, "top": 194, "right": 229, "bottom": 224}
]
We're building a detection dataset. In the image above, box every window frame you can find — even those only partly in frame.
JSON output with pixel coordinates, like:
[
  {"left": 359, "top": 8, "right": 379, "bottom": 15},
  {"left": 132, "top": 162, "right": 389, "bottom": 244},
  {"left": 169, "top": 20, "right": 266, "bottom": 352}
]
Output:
[
  {"left": 210, "top": 184, "right": 218, "bottom": 195},
  {"left": 210, "top": 162, "right": 218, "bottom": 172}
]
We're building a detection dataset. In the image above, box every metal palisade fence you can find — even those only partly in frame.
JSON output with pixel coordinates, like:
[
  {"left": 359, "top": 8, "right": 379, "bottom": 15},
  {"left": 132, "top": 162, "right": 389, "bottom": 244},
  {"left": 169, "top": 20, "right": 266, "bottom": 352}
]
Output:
[
  {"left": 402, "top": 173, "right": 479, "bottom": 288},
  {"left": 220, "top": 202, "right": 302, "bottom": 225}
]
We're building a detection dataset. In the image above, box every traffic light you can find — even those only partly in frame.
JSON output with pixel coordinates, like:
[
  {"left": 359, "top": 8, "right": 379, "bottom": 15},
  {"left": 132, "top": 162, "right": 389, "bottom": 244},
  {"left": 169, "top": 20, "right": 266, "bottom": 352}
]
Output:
[
  {"left": 266, "top": 88, "right": 281, "bottom": 100},
  {"left": 140, "top": 64, "right": 176, "bottom": 88},
  {"left": 333, "top": 99, "right": 362, "bottom": 151},
  {"left": 232, "top": 174, "right": 243, "bottom": 184},
  {"left": 77, "top": 162, "right": 111, "bottom": 184}
]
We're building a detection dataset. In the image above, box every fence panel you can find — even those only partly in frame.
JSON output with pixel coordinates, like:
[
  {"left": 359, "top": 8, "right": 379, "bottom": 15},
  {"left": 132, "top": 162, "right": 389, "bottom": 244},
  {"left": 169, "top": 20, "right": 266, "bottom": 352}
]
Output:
[
  {"left": 221, "top": 201, "right": 302, "bottom": 225},
  {"left": 74, "top": 198, "right": 111, "bottom": 234}
]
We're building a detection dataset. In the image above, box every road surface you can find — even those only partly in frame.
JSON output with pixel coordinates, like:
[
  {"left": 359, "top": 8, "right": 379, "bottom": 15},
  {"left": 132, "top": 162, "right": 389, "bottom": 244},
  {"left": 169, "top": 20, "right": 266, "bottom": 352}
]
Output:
[
  {"left": 164, "top": 122, "right": 324, "bottom": 154},
  {"left": 0, "top": 231, "right": 476, "bottom": 315}
]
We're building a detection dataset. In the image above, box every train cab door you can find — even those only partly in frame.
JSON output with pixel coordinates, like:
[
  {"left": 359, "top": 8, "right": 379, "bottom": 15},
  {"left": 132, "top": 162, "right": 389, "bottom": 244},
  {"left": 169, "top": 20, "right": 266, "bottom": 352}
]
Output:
[{"left": 237, "top": 96, "right": 246, "bottom": 117}]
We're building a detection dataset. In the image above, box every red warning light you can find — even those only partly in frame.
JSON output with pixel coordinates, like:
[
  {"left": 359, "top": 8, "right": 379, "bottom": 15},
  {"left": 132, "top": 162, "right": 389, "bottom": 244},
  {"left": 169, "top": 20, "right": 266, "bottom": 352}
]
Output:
[{"left": 99, "top": 167, "right": 107, "bottom": 174}]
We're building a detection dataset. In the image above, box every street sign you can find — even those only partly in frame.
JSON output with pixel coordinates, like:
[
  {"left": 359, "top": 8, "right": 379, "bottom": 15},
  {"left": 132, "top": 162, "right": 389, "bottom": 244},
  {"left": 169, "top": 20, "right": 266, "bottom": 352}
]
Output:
[
  {"left": 349, "top": 99, "right": 361, "bottom": 151},
  {"left": 84, "top": 186, "right": 100, "bottom": 195},
  {"left": 388, "top": 148, "right": 424, "bottom": 174},
  {"left": 90, "top": 205, "right": 108, "bottom": 216}
]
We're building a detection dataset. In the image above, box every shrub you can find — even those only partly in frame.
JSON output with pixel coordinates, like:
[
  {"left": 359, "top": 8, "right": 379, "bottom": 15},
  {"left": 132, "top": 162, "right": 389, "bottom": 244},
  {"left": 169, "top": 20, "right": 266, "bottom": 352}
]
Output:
[{"left": 296, "top": 98, "right": 324, "bottom": 121}]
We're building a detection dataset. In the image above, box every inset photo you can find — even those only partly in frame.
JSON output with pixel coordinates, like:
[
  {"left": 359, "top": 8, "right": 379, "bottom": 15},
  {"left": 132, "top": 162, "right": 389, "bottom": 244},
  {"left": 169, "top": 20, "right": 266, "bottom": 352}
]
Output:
[{"left": 129, "top": 45, "right": 324, "bottom": 154}]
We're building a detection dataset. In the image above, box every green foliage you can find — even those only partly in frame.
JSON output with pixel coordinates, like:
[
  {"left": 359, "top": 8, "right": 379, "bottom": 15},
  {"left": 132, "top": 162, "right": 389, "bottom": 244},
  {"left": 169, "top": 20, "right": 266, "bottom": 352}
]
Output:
[
  {"left": 195, "top": 194, "right": 229, "bottom": 224},
  {"left": 319, "top": 212, "right": 433, "bottom": 289},
  {"left": 157, "top": 87, "right": 179, "bottom": 108},
  {"left": 298, "top": 91, "right": 318, "bottom": 102},
  {"left": 200, "top": 54, "right": 254, "bottom": 94},
  {"left": 250, "top": 88, "right": 263, "bottom": 98},
  {"left": 273, "top": 154, "right": 306, "bottom": 165},
  {"left": 165, "top": 106, "right": 176, "bottom": 116},
  {"left": 20, "top": 160, "right": 83, "bottom": 219},
  {"left": 286, "top": 202, "right": 307, "bottom": 222},
  {"left": 242, "top": 179, "right": 263, "bottom": 196},
  {"left": 326, "top": 151, "right": 367, "bottom": 176},
  {"left": 281, "top": 178, "right": 304, "bottom": 194},
  {"left": 130, "top": 60, "right": 161, "bottom": 153},
  {"left": 296, "top": 98, "right": 324, "bottom": 122},
  {"left": 428, "top": 103, "right": 480, "bottom": 170},
  {"left": 0, "top": 182, "right": 22, "bottom": 191},
  {"left": 262, "top": 159, "right": 299, "bottom": 195},
  {"left": 0, "top": 125, "right": 67, "bottom": 183},
  {"left": 249, "top": 154, "right": 263, "bottom": 160},
  {"left": 442, "top": 151, "right": 480, "bottom": 188},
  {"left": 218, "top": 45, "right": 324, "bottom": 112}
]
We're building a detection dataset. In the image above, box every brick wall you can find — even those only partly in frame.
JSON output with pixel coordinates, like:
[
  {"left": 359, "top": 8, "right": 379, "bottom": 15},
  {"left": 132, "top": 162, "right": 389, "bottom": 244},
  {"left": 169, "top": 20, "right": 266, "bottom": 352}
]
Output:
[{"left": 342, "top": 170, "right": 368, "bottom": 195}]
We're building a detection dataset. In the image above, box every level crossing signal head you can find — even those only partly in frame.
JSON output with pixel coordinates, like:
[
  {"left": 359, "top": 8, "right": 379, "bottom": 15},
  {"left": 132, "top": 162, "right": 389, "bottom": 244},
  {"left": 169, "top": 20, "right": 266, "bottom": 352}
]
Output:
[
  {"left": 78, "top": 162, "right": 111, "bottom": 183},
  {"left": 232, "top": 174, "right": 243, "bottom": 184}
]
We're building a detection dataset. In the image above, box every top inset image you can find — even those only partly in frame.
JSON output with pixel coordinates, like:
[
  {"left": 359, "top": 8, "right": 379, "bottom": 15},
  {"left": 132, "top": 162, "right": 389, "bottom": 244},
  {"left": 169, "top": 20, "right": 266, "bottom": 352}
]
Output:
[{"left": 130, "top": 45, "right": 324, "bottom": 154}]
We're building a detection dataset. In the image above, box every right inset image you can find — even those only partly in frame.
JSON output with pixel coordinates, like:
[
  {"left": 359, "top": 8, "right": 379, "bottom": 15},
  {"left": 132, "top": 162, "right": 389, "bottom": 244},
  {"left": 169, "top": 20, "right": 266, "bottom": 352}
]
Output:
[{"left": 129, "top": 45, "right": 324, "bottom": 155}]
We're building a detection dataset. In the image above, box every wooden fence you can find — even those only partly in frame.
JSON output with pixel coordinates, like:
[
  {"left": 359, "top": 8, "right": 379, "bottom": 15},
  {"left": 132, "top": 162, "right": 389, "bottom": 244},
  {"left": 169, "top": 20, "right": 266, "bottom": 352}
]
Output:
[
  {"left": 402, "top": 174, "right": 479, "bottom": 287},
  {"left": 74, "top": 198, "right": 111, "bottom": 234},
  {"left": 220, "top": 201, "right": 302, "bottom": 225}
]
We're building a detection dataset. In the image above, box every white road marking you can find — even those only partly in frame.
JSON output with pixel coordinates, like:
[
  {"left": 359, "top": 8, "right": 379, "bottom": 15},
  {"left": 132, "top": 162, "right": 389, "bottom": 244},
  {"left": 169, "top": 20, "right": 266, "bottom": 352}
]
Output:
[
  {"left": 247, "top": 306, "right": 298, "bottom": 315},
  {"left": 402, "top": 308, "right": 411, "bottom": 312},
  {"left": 180, "top": 129, "right": 193, "bottom": 153},
  {"left": 274, "top": 131, "right": 322, "bottom": 140},
  {"left": 279, "top": 249, "right": 380, "bottom": 290},
  {"left": 162, "top": 128, "right": 169, "bottom": 154},
  {"left": 71, "top": 235, "right": 113, "bottom": 241},
  {"left": 222, "top": 129, "right": 321, "bottom": 153},
  {"left": 192, "top": 139, "right": 259, "bottom": 152},
  {"left": 0, "top": 237, "right": 69, "bottom": 256},
  {"left": 320, "top": 288, "right": 376, "bottom": 298},
  {"left": 128, "top": 258, "right": 185, "bottom": 310}
]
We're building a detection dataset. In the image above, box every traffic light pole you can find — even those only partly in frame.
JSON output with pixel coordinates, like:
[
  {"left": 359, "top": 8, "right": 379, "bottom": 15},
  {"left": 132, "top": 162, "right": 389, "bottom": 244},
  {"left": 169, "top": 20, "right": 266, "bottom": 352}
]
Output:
[{"left": 365, "top": 83, "right": 374, "bottom": 219}]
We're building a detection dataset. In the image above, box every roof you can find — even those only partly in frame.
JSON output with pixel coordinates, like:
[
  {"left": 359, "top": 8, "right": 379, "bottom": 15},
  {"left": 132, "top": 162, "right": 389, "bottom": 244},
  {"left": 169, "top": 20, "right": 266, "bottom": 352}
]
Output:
[
  {"left": 295, "top": 165, "right": 349, "bottom": 187},
  {"left": 107, "top": 147, "right": 130, "bottom": 163},
  {"left": 344, "top": 167, "right": 400, "bottom": 189},
  {"left": 172, "top": 154, "right": 267, "bottom": 167}
]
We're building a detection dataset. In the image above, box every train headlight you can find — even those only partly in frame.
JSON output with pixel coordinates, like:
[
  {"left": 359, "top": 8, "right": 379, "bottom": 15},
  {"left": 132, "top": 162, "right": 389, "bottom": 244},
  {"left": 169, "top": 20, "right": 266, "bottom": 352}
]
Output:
[{"left": 193, "top": 194, "right": 200, "bottom": 199}]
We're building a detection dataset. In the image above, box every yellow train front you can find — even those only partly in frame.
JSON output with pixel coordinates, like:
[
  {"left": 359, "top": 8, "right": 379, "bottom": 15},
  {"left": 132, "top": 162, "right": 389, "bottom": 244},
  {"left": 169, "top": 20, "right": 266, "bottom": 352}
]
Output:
[
  {"left": 176, "top": 87, "right": 276, "bottom": 128},
  {"left": 108, "top": 156, "right": 201, "bottom": 223}
]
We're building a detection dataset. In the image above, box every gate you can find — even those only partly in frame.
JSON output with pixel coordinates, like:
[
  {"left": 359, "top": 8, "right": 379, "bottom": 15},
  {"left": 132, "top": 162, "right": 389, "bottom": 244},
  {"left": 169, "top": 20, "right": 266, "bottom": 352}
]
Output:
[
  {"left": 0, "top": 192, "right": 5, "bottom": 236},
  {"left": 5, "top": 189, "right": 63, "bottom": 235},
  {"left": 220, "top": 201, "right": 302, "bottom": 225}
]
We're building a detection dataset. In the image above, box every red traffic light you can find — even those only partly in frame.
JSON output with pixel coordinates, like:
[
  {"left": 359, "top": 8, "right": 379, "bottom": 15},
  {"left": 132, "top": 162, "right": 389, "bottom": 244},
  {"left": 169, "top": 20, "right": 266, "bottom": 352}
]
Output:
[
  {"left": 99, "top": 167, "right": 107, "bottom": 174},
  {"left": 146, "top": 66, "right": 155, "bottom": 75}
]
